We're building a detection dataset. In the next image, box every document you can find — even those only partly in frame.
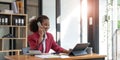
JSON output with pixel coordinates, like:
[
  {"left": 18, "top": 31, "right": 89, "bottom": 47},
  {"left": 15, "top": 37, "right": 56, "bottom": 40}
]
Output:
[{"left": 35, "top": 53, "right": 69, "bottom": 58}]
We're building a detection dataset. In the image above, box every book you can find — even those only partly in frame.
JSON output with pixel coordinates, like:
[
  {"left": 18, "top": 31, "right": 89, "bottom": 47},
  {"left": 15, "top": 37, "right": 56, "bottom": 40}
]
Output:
[{"left": 12, "top": 2, "right": 18, "bottom": 13}]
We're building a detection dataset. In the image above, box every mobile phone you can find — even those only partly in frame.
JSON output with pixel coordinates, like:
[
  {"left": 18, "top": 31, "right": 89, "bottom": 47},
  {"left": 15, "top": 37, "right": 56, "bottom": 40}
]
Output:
[
  {"left": 37, "top": 22, "right": 41, "bottom": 27},
  {"left": 37, "top": 22, "right": 45, "bottom": 38}
]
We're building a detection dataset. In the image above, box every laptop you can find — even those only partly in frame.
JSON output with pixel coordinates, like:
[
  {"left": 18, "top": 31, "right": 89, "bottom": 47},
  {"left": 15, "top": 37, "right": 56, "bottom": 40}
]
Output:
[{"left": 68, "top": 43, "right": 90, "bottom": 56}]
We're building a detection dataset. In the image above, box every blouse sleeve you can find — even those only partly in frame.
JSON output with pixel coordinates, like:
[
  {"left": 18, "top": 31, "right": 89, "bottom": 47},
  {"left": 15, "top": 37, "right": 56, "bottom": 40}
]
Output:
[
  {"left": 50, "top": 34, "right": 65, "bottom": 53},
  {"left": 28, "top": 35, "right": 38, "bottom": 50}
]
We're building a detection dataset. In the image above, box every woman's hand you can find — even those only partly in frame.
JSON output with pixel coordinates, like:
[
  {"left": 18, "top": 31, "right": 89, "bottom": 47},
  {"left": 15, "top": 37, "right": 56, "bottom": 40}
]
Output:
[
  {"left": 38, "top": 26, "right": 45, "bottom": 36},
  {"left": 38, "top": 26, "right": 45, "bottom": 44}
]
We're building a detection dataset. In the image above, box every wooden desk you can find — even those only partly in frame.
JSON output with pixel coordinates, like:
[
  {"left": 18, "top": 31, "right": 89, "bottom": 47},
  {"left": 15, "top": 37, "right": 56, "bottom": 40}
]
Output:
[{"left": 5, "top": 54, "right": 106, "bottom": 60}]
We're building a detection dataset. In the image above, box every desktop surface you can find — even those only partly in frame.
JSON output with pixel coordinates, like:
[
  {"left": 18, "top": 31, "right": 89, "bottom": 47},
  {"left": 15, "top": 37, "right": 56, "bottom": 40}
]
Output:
[{"left": 5, "top": 54, "right": 106, "bottom": 60}]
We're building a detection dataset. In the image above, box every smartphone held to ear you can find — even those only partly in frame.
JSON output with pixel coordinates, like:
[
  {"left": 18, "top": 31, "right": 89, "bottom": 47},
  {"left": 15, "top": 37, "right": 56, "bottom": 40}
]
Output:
[
  {"left": 37, "top": 22, "right": 41, "bottom": 27},
  {"left": 37, "top": 22, "right": 45, "bottom": 38}
]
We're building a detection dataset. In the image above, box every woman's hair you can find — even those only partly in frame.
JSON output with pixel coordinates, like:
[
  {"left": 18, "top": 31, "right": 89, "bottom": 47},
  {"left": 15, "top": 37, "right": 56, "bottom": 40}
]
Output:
[{"left": 29, "top": 15, "right": 49, "bottom": 32}]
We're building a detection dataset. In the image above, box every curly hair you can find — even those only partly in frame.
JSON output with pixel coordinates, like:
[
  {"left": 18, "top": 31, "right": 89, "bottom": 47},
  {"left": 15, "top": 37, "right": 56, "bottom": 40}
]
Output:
[{"left": 29, "top": 15, "right": 49, "bottom": 32}]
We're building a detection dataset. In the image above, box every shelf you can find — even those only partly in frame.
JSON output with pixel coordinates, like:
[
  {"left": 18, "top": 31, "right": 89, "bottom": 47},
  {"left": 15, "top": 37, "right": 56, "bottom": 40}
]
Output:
[
  {"left": 12, "top": 14, "right": 27, "bottom": 16},
  {"left": 0, "top": 38, "right": 26, "bottom": 40},
  {"left": 0, "top": 25, "right": 26, "bottom": 27},
  {"left": 0, "top": 13, "right": 11, "bottom": 15},
  {"left": 0, "top": 49, "right": 21, "bottom": 52},
  {"left": 0, "top": 13, "right": 28, "bottom": 55},
  {"left": 0, "top": 49, "right": 22, "bottom": 55},
  {"left": 0, "top": 1, "right": 12, "bottom": 4},
  {"left": 0, "top": 13, "right": 27, "bottom": 15}
]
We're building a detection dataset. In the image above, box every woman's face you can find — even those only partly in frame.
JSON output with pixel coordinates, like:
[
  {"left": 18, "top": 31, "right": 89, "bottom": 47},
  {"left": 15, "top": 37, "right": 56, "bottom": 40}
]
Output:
[{"left": 41, "top": 19, "right": 50, "bottom": 32}]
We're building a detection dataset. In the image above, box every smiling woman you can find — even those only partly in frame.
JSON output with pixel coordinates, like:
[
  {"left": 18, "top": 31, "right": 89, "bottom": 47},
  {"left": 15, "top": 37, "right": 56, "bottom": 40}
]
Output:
[{"left": 28, "top": 15, "right": 69, "bottom": 53}]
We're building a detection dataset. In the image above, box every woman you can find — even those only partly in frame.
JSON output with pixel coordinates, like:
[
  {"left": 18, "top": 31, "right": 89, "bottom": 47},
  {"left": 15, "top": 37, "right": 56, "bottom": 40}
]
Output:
[{"left": 28, "top": 15, "right": 69, "bottom": 53}]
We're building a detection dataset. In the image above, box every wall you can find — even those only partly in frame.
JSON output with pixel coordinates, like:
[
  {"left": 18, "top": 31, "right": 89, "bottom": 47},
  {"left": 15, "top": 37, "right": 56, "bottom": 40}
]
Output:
[
  {"left": 61, "top": 0, "right": 81, "bottom": 50},
  {"left": 27, "top": 0, "right": 38, "bottom": 18}
]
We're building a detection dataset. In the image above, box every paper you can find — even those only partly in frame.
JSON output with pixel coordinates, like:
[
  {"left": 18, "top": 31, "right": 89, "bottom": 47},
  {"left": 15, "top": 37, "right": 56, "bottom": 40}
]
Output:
[
  {"left": 28, "top": 50, "right": 42, "bottom": 55},
  {"left": 35, "top": 54, "right": 69, "bottom": 58},
  {"left": 60, "top": 55, "right": 69, "bottom": 58},
  {"left": 35, "top": 54, "right": 60, "bottom": 58}
]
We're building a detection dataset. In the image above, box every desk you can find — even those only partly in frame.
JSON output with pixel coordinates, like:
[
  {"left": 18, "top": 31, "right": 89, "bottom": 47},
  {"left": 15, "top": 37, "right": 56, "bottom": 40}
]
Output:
[{"left": 5, "top": 54, "right": 106, "bottom": 60}]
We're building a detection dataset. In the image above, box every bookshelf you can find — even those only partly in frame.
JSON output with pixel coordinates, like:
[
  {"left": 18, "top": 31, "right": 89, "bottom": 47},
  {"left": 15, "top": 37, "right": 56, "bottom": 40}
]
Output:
[{"left": 0, "top": 13, "right": 28, "bottom": 55}]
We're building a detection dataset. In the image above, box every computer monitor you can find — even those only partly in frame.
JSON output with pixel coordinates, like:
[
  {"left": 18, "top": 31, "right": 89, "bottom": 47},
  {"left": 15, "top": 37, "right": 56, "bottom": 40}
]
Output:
[{"left": 68, "top": 43, "right": 90, "bottom": 56}]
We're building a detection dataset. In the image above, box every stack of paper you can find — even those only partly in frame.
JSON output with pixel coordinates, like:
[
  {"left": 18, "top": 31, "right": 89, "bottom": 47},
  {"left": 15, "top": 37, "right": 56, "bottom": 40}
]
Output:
[
  {"left": 35, "top": 54, "right": 69, "bottom": 58},
  {"left": 35, "top": 54, "right": 60, "bottom": 58}
]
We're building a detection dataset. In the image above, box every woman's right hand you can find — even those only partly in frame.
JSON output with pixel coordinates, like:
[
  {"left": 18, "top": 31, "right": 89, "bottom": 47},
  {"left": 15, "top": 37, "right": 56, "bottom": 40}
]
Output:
[
  {"left": 38, "top": 26, "right": 45, "bottom": 43},
  {"left": 38, "top": 26, "right": 45, "bottom": 36}
]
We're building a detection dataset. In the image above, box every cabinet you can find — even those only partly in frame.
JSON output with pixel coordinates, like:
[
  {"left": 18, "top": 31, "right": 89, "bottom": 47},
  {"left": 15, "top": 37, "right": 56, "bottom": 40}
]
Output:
[{"left": 0, "top": 13, "right": 28, "bottom": 55}]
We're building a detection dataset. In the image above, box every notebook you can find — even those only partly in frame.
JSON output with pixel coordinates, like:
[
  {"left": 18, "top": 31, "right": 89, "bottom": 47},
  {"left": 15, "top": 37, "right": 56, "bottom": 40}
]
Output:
[{"left": 68, "top": 43, "right": 90, "bottom": 56}]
